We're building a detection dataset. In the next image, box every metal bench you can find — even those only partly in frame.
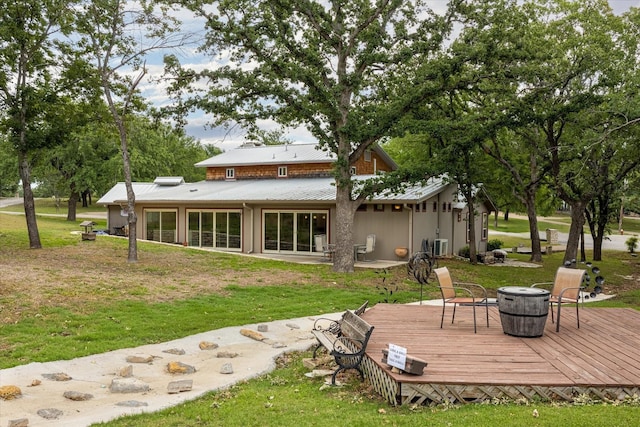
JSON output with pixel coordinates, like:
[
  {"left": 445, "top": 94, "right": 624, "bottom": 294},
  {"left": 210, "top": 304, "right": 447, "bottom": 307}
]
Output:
[{"left": 311, "top": 308, "right": 374, "bottom": 385}]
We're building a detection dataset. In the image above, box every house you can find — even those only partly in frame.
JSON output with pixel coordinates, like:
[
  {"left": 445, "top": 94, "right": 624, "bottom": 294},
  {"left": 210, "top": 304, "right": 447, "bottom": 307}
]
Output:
[{"left": 97, "top": 143, "right": 495, "bottom": 260}]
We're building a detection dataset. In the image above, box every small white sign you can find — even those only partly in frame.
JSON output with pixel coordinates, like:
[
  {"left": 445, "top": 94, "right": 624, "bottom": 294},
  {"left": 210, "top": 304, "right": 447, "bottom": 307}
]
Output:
[{"left": 387, "top": 343, "right": 407, "bottom": 370}]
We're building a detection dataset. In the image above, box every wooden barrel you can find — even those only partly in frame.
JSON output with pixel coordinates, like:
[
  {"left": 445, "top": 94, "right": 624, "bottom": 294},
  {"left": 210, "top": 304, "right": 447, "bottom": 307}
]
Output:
[{"left": 497, "top": 287, "right": 550, "bottom": 337}]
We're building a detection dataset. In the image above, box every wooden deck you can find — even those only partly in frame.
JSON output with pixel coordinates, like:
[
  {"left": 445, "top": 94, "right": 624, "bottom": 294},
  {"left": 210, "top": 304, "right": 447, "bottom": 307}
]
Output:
[{"left": 358, "top": 303, "right": 640, "bottom": 405}]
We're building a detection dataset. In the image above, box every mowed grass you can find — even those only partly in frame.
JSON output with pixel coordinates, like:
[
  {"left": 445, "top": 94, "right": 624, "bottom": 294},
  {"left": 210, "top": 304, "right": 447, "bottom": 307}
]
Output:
[{"left": 1, "top": 202, "right": 640, "bottom": 426}]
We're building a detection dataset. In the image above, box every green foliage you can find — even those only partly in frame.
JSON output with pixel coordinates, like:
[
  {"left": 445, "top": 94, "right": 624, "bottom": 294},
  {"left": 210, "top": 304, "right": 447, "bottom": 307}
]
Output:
[
  {"left": 626, "top": 236, "right": 638, "bottom": 253},
  {"left": 458, "top": 245, "right": 470, "bottom": 258},
  {"left": 487, "top": 239, "right": 504, "bottom": 251}
]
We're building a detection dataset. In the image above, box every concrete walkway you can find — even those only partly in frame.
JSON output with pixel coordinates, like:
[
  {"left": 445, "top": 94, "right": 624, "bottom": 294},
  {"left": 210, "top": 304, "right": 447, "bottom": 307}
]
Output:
[{"left": 0, "top": 314, "right": 340, "bottom": 427}]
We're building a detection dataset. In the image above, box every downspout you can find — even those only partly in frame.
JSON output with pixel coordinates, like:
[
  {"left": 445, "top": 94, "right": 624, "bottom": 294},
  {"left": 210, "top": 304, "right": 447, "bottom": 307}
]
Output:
[
  {"left": 243, "top": 203, "right": 254, "bottom": 253},
  {"left": 436, "top": 193, "right": 441, "bottom": 239},
  {"left": 405, "top": 204, "right": 413, "bottom": 254}
]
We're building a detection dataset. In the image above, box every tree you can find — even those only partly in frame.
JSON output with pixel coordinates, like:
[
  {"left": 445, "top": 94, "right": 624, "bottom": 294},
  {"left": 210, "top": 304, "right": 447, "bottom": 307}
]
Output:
[
  {"left": 0, "top": 135, "right": 19, "bottom": 197},
  {"left": 166, "top": 0, "right": 462, "bottom": 272},
  {"left": 75, "top": 0, "right": 186, "bottom": 262},
  {"left": 0, "top": 0, "right": 75, "bottom": 248}
]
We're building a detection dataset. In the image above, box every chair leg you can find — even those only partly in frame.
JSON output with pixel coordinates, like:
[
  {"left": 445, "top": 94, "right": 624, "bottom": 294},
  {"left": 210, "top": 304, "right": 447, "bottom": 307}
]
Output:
[
  {"left": 484, "top": 300, "right": 489, "bottom": 328},
  {"left": 472, "top": 304, "right": 477, "bottom": 334},
  {"left": 440, "top": 304, "right": 446, "bottom": 329},
  {"left": 451, "top": 303, "right": 457, "bottom": 325},
  {"left": 576, "top": 304, "right": 580, "bottom": 329},
  {"left": 556, "top": 302, "right": 562, "bottom": 332}
]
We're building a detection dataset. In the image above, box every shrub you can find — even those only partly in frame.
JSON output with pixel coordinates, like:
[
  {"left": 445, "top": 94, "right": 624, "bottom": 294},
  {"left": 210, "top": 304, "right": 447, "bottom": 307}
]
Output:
[
  {"left": 458, "top": 245, "right": 470, "bottom": 258},
  {"left": 626, "top": 236, "right": 638, "bottom": 253},
  {"left": 487, "top": 239, "right": 504, "bottom": 251}
]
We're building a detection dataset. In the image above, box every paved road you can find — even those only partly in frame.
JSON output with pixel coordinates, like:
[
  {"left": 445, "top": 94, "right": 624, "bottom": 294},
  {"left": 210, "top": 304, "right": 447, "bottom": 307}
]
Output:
[
  {"left": 491, "top": 229, "right": 632, "bottom": 252},
  {"left": 0, "top": 198, "right": 106, "bottom": 219}
]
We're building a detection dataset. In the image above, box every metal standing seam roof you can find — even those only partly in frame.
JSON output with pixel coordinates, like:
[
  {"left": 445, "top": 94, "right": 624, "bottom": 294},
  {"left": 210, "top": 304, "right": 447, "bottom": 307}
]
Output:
[
  {"left": 97, "top": 176, "right": 450, "bottom": 205},
  {"left": 195, "top": 143, "right": 336, "bottom": 167}
]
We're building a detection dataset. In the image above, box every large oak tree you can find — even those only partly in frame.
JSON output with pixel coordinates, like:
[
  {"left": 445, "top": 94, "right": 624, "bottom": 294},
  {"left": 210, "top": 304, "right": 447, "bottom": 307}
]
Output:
[{"left": 166, "top": 0, "right": 463, "bottom": 272}]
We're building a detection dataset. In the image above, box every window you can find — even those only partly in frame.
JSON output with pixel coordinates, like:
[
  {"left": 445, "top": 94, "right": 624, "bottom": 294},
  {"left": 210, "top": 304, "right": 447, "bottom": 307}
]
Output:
[
  {"left": 447, "top": 203, "right": 452, "bottom": 212},
  {"left": 415, "top": 203, "right": 420, "bottom": 212},
  {"left": 226, "top": 168, "right": 235, "bottom": 179},
  {"left": 442, "top": 202, "right": 447, "bottom": 212},
  {"left": 392, "top": 204, "right": 403, "bottom": 212},
  {"left": 187, "top": 210, "right": 242, "bottom": 250},
  {"left": 364, "top": 150, "right": 372, "bottom": 162},
  {"left": 432, "top": 201, "right": 437, "bottom": 212},
  {"left": 357, "top": 204, "right": 367, "bottom": 212},
  {"left": 374, "top": 204, "right": 385, "bottom": 212},
  {"left": 145, "top": 210, "right": 177, "bottom": 243},
  {"left": 482, "top": 212, "right": 489, "bottom": 240},
  {"left": 278, "top": 166, "right": 287, "bottom": 177},
  {"left": 263, "top": 210, "right": 329, "bottom": 253}
]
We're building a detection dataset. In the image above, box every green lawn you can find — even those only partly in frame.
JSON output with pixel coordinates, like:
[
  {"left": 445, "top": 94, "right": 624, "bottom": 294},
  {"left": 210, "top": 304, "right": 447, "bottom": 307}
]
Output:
[{"left": 1, "top": 203, "right": 639, "bottom": 426}]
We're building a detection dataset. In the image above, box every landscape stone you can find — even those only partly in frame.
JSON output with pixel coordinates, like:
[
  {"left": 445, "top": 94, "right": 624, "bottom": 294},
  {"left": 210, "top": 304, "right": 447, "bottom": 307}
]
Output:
[
  {"left": 167, "top": 379, "right": 193, "bottom": 394},
  {"left": 118, "top": 365, "right": 133, "bottom": 378},
  {"left": 0, "top": 385, "right": 22, "bottom": 400},
  {"left": 257, "top": 324, "right": 269, "bottom": 332},
  {"left": 7, "top": 418, "right": 29, "bottom": 427},
  {"left": 285, "top": 322, "right": 300, "bottom": 329},
  {"left": 240, "top": 328, "right": 265, "bottom": 341},
  {"left": 63, "top": 391, "right": 94, "bottom": 401},
  {"left": 220, "top": 363, "right": 234, "bottom": 374},
  {"left": 41, "top": 372, "right": 71, "bottom": 381},
  {"left": 216, "top": 350, "right": 239, "bottom": 358},
  {"left": 167, "top": 361, "right": 196, "bottom": 374},
  {"left": 198, "top": 341, "right": 219, "bottom": 350},
  {"left": 162, "top": 348, "right": 186, "bottom": 355},
  {"left": 36, "top": 408, "right": 63, "bottom": 420},
  {"left": 125, "top": 354, "right": 154, "bottom": 364},
  {"left": 271, "top": 342, "right": 287, "bottom": 348},
  {"left": 116, "top": 400, "right": 148, "bottom": 407},
  {"left": 109, "top": 378, "right": 151, "bottom": 394}
]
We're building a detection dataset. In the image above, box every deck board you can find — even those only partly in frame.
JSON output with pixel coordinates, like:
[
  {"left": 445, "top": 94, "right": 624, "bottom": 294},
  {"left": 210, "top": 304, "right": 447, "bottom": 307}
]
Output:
[{"left": 359, "top": 304, "right": 640, "bottom": 395}]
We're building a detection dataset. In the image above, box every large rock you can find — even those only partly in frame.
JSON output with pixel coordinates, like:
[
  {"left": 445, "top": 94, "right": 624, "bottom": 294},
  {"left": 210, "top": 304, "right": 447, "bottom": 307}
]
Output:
[
  {"left": 0, "top": 385, "right": 22, "bottom": 400},
  {"left": 167, "top": 361, "right": 196, "bottom": 374},
  {"left": 109, "top": 378, "right": 151, "bottom": 394}
]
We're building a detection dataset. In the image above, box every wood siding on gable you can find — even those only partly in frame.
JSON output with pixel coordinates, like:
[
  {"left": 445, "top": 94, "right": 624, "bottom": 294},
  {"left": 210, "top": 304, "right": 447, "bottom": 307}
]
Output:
[
  {"left": 205, "top": 150, "right": 393, "bottom": 180},
  {"left": 206, "top": 163, "right": 333, "bottom": 180},
  {"left": 351, "top": 151, "right": 393, "bottom": 175}
]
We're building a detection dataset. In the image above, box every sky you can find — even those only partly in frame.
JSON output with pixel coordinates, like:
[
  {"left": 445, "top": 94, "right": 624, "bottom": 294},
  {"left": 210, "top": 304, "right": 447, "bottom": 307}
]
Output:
[{"left": 136, "top": 0, "right": 640, "bottom": 151}]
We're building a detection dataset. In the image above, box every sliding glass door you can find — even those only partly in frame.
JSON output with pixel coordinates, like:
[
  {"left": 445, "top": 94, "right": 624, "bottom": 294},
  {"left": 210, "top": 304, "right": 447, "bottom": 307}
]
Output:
[{"left": 263, "top": 210, "right": 328, "bottom": 254}]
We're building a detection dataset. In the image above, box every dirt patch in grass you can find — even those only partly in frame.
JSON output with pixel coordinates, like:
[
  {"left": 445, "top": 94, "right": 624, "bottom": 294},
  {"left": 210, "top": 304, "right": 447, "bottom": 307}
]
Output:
[{"left": 0, "top": 241, "right": 332, "bottom": 324}]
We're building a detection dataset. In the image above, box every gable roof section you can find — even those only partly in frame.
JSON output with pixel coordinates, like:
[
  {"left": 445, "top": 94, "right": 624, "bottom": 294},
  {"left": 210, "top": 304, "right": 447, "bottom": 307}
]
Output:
[
  {"left": 195, "top": 143, "right": 335, "bottom": 168},
  {"left": 97, "top": 176, "right": 449, "bottom": 205},
  {"left": 194, "top": 142, "right": 398, "bottom": 170}
]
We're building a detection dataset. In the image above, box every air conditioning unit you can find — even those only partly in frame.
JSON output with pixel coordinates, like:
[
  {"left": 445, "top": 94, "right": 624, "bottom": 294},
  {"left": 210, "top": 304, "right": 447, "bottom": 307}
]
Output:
[{"left": 434, "top": 239, "right": 448, "bottom": 256}]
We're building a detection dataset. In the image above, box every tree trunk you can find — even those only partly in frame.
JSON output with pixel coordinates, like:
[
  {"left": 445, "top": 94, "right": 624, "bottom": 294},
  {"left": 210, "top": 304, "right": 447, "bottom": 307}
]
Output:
[
  {"left": 504, "top": 210, "right": 509, "bottom": 221},
  {"left": 564, "top": 202, "right": 586, "bottom": 264},
  {"left": 332, "top": 182, "right": 356, "bottom": 273},
  {"left": 67, "top": 190, "right": 79, "bottom": 221},
  {"left": 18, "top": 152, "right": 41, "bottom": 249},
  {"left": 524, "top": 191, "right": 542, "bottom": 262}
]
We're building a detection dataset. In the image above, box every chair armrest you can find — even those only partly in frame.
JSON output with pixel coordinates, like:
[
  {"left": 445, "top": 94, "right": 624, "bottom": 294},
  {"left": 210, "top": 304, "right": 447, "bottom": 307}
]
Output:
[
  {"left": 453, "top": 282, "right": 488, "bottom": 299},
  {"left": 313, "top": 317, "right": 340, "bottom": 333},
  {"left": 531, "top": 282, "right": 553, "bottom": 289},
  {"left": 443, "top": 284, "right": 486, "bottom": 302},
  {"left": 558, "top": 286, "right": 585, "bottom": 302}
]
